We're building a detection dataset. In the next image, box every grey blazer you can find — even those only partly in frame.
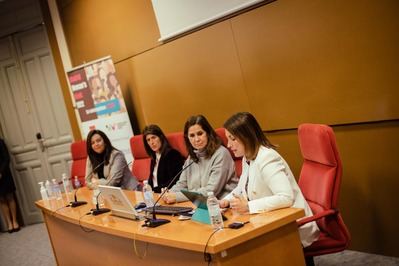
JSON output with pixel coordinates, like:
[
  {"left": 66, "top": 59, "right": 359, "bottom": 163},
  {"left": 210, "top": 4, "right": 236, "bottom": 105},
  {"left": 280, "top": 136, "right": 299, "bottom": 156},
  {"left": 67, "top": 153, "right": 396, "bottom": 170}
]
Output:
[{"left": 85, "top": 150, "right": 137, "bottom": 190}]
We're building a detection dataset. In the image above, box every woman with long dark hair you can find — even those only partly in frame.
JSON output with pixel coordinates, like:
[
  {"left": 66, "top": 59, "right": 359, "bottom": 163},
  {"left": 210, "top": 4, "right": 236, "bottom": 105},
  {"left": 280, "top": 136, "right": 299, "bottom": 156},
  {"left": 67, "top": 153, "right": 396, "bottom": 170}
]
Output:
[
  {"left": 220, "top": 112, "right": 319, "bottom": 247},
  {"left": 142, "top": 125, "right": 184, "bottom": 193},
  {"left": 85, "top": 129, "right": 137, "bottom": 190},
  {"left": 163, "top": 115, "right": 237, "bottom": 203}
]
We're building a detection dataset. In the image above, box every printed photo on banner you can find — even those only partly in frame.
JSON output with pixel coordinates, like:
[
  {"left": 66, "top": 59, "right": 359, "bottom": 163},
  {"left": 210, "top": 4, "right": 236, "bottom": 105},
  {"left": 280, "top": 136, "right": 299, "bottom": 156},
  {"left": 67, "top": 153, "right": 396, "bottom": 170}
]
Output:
[{"left": 67, "top": 56, "right": 134, "bottom": 162}]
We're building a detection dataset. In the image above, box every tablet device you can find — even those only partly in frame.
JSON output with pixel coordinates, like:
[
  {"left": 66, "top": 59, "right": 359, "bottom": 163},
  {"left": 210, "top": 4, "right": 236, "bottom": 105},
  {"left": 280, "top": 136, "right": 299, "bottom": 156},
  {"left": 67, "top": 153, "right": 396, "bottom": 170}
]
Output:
[
  {"left": 98, "top": 185, "right": 142, "bottom": 220},
  {"left": 180, "top": 190, "right": 227, "bottom": 223},
  {"left": 180, "top": 189, "right": 208, "bottom": 209}
]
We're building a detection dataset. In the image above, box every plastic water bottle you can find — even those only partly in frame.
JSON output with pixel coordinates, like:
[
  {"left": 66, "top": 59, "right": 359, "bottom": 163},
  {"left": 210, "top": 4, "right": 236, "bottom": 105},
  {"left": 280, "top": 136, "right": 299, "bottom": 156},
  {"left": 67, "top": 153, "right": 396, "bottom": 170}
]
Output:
[
  {"left": 45, "top": 180, "right": 53, "bottom": 199},
  {"left": 52, "top": 179, "right": 62, "bottom": 200},
  {"left": 62, "top": 174, "right": 73, "bottom": 202},
  {"left": 62, "top": 174, "right": 72, "bottom": 194},
  {"left": 207, "top": 191, "right": 224, "bottom": 230},
  {"left": 142, "top": 180, "right": 154, "bottom": 207},
  {"left": 38, "top": 182, "right": 48, "bottom": 201},
  {"left": 74, "top": 176, "right": 81, "bottom": 189}
]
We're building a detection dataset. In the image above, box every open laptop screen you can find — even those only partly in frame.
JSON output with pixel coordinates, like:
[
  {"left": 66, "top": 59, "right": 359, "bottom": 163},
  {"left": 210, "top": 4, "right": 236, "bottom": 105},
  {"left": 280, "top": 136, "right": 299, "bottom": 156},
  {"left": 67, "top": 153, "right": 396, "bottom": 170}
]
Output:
[{"left": 98, "top": 185, "right": 141, "bottom": 220}]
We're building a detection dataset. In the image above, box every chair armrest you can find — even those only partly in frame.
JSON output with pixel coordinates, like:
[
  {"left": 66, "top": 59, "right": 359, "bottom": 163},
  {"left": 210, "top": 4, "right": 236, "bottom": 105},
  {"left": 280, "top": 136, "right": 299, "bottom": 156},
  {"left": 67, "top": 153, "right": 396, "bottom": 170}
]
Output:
[{"left": 297, "top": 209, "right": 338, "bottom": 227}]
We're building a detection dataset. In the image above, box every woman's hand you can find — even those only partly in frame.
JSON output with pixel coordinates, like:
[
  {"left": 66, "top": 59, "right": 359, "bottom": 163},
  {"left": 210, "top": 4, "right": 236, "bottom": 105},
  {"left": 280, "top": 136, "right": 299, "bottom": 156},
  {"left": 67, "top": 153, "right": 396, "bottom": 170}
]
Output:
[
  {"left": 162, "top": 191, "right": 177, "bottom": 204},
  {"left": 219, "top": 199, "right": 230, "bottom": 208},
  {"left": 230, "top": 194, "right": 249, "bottom": 214}
]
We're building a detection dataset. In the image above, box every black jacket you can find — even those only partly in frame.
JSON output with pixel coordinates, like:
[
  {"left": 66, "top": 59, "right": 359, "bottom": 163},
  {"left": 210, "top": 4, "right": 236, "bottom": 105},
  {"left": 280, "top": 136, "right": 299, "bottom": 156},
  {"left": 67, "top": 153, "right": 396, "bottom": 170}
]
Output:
[
  {"left": 0, "top": 138, "right": 16, "bottom": 196},
  {"left": 148, "top": 148, "right": 184, "bottom": 193}
]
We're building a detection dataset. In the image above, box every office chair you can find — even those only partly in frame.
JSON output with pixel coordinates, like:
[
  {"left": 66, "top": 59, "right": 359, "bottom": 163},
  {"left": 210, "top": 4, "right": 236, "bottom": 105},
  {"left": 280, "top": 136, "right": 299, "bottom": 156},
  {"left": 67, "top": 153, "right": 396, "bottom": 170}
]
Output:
[
  {"left": 297, "top": 123, "right": 351, "bottom": 262},
  {"left": 70, "top": 140, "right": 87, "bottom": 187},
  {"left": 167, "top": 131, "right": 188, "bottom": 158},
  {"left": 130, "top": 135, "right": 151, "bottom": 186}
]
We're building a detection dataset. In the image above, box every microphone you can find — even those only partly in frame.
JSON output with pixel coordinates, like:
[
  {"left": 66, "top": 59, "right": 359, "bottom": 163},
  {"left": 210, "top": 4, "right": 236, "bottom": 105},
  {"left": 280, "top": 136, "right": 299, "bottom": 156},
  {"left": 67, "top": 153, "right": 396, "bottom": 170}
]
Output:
[
  {"left": 144, "top": 160, "right": 195, "bottom": 228},
  {"left": 69, "top": 160, "right": 105, "bottom": 208},
  {"left": 90, "top": 191, "right": 110, "bottom": 215}
]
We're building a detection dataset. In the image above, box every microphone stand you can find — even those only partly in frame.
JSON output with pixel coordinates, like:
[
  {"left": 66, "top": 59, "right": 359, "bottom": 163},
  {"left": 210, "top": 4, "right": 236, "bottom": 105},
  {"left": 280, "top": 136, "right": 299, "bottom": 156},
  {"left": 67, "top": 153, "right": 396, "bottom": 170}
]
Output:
[
  {"left": 144, "top": 160, "right": 194, "bottom": 228},
  {"left": 70, "top": 189, "right": 87, "bottom": 207},
  {"left": 89, "top": 160, "right": 134, "bottom": 215},
  {"left": 69, "top": 160, "right": 105, "bottom": 208},
  {"left": 90, "top": 191, "right": 110, "bottom": 215}
]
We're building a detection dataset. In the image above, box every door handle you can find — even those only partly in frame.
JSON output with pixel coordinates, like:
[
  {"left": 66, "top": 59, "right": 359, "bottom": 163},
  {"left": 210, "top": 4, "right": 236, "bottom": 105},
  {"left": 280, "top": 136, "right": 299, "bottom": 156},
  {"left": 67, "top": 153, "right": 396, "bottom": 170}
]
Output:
[{"left": 36, "top": 132, "right": 45, "bottom": 152}]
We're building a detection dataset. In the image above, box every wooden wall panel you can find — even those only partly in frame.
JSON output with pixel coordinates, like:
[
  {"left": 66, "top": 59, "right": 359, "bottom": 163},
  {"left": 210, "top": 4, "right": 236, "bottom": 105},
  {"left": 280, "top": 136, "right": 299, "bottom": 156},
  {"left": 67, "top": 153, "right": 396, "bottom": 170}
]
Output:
[
  {"left": 231, "top": 0, "right": 399, "bottom": 129},
  {"left": 128, "top": 21, "right": 250, "bottom": 132},
  {"left": 113, "top": 61, "right": 142, "bottom": 134},
  {"left": 60, "top": 0, "right": 159, "bottom": 65}
]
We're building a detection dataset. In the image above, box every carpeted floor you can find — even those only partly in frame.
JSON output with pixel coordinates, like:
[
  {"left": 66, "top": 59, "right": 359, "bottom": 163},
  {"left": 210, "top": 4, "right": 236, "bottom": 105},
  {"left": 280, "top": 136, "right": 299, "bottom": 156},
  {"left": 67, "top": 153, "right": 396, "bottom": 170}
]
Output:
[{"left": 0, "top": 223, "right": 398, "bottom": 266}]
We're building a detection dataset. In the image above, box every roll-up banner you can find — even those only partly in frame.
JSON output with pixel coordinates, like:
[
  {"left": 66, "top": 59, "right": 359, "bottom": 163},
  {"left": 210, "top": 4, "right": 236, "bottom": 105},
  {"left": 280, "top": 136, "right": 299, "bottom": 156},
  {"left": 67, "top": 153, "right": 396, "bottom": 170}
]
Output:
[{"left": 67, "top": 56, "right": 133, "bottom": 161}]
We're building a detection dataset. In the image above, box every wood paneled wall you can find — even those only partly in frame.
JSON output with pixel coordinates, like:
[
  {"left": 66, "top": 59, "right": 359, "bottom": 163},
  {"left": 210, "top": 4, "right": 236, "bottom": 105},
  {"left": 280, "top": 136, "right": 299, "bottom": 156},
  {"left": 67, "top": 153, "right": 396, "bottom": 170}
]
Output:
[{"left": 51, "top": 0, "right": 399, "bottom": 257}]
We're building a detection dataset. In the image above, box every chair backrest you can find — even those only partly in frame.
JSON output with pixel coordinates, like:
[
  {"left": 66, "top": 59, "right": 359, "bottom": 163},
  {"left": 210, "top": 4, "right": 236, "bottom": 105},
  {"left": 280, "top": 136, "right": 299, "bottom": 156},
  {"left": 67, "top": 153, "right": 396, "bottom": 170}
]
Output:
[
  {"left": 298, "top": 124, "right": 342, "bottom": 212},
  {"left": 298, "top": 123, "right": 350, "bottom": 255},
  {"left": 130, "top": 135, "right": 151, "bottom": 183},
  {"left": 215, "top": 127, "right": 242, "bottom": 177},
  {"left": 167, "top": 131, "right": 188, "bottom": 158},
  {"left": 70, "top": 140, "right": 87, "bottom": 187}
]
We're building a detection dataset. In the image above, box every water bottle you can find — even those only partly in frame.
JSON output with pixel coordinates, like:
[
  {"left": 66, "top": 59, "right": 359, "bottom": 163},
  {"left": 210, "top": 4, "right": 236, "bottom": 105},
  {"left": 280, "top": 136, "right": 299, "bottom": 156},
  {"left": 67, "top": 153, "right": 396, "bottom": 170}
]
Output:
[
  {"left": 62, "top": 174, "right": 73, "bottom": 202},
  {"left": 142, "top": 180, "right": 154, "bottom": 207},
  {"left": 38, "top": 182, "right": 48, "bottom": 201},
  {"left": 74, "top": 176, "right": 81, "bottom": 189},
  {"left": 207, "top": 191, "right": 224, "bottom": 230},
  {"left": 62, "top": 173, "right": 72, "bottom": 194},
  {"left": 45, "top": 180, "right": 53, "bottom": 199},
  {"left": 52, "top": 179, "right": 62, "bottom": 200}
]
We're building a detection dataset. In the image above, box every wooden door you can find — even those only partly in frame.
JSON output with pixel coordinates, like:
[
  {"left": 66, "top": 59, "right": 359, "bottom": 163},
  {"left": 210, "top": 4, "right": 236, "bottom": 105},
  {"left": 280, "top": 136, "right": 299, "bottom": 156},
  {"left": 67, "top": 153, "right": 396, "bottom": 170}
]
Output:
[{"left": 0, "top": 25, "right": 73, "bottom": 224}]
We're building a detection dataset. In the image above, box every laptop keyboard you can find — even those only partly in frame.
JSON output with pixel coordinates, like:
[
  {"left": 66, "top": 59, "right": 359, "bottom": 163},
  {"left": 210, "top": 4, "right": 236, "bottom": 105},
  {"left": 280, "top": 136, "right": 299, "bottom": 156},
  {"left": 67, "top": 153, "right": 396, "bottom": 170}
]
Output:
[{"left": 145, "top": 205, "right": 193, "bottom": 215}]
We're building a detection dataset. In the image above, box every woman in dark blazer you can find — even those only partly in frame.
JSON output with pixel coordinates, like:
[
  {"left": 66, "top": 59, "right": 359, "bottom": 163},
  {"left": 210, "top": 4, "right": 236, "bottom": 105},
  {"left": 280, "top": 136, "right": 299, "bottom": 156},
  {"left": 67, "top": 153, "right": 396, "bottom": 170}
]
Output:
[
  {"left": 143, "top": 125, "right": 184, "bottom": 193},
  {"left": 0, "top": 138, "right": 20, "bottom": 233}
]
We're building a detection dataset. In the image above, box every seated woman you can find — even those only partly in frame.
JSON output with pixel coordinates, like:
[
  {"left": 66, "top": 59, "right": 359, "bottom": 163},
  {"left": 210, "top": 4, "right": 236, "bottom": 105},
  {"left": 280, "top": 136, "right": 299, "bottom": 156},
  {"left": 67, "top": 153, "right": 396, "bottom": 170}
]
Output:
[
  {"left": 219, "top": 112, "right": 319, "bottom": 247},
  {"left": 85, "top": 129, "right": 138, "bottom": 190},
  {"left": 163, "top": 115, "right": 238, "bottom": 203},
  {"left": 143, "top": 125, "right": 185, "bottom": 193}
]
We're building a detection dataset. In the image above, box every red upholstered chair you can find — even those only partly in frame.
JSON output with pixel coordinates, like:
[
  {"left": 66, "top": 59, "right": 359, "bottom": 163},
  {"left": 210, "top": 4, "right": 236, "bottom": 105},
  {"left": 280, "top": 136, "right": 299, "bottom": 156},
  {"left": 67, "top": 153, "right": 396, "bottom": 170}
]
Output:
[
  {"left": 215, "top": 128, "right": 242, "bottom": 176},
  {"left": 130, "top": 135, "right": 151, "bottom": 185},
  {"left": 70, "top": 140, "right": 87, "bottom": 187},
  {"left": 167, "top": 132, "right": 188, "bottom": 158},
  {"left": 297, "top": 123, "right": 351, "bottom": 260}
]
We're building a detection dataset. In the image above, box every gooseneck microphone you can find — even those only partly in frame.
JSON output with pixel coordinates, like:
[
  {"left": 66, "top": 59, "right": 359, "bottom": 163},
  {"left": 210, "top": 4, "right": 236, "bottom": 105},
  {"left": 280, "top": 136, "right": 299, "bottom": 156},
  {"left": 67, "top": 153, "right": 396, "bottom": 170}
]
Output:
[
  {"left": 144, "top": 160, "right": 195, "bottom": 228},
  {"left": 69, "top": 160, "right": 105, "bottom": 208},
  {"left": 90, "top": 191, "right": 110, "bottom": 215},
  {"left": 89, "top": 160, "right": 134, "bottom": 215}
]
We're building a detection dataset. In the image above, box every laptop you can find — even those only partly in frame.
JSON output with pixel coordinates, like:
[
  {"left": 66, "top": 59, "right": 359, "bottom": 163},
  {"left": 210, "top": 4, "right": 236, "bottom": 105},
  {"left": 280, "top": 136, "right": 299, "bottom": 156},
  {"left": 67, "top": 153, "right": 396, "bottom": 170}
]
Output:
[{"left": 98, "top": 185, "right": 142, "bottom": 220}]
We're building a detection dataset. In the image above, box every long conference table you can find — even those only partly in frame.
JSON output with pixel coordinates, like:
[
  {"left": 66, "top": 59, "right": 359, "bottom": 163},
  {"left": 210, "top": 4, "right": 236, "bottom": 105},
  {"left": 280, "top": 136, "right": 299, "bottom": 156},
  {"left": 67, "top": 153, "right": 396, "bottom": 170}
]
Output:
[{"left": 35, "top": 187, "right": 306, "bottom": 265}]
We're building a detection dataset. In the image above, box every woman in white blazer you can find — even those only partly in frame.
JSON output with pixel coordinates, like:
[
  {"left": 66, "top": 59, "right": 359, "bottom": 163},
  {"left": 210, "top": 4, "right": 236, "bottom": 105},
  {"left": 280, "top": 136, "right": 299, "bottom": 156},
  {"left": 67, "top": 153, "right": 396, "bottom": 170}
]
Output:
[{"left": 219, "top": 112, "right": 319, "bottom": 248}]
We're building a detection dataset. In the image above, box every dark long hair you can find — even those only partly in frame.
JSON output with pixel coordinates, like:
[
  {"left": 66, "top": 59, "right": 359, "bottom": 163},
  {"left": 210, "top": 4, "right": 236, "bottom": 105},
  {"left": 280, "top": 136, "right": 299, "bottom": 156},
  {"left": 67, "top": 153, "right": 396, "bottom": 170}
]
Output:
[
  {"left": 224, "top": 112, "right": 276, "bottom": 160},
  {"left": 184, "top": 115, "right": 221, "bottom": 163},
  {"left": 142, "top": 124, "right": 170, "bottom": 160},
  {"left": 86, "top": 129, "right": 116, "bottom": 172}
]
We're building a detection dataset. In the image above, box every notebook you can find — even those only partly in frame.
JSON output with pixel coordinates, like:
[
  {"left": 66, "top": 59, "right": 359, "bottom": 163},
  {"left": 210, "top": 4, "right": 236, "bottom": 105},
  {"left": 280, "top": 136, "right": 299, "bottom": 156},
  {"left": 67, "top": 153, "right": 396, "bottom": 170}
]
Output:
[{"left": 98, "top": 185, "right": 142, "bottom": 220}]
